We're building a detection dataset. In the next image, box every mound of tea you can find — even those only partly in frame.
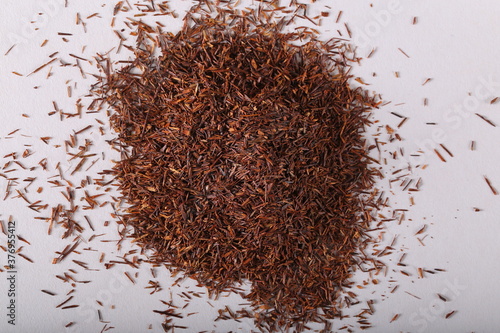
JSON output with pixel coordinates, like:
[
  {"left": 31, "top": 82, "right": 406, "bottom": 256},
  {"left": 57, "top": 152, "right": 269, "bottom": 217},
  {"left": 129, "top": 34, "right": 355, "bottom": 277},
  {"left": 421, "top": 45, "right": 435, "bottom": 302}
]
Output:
[{"left": 96, "top": 12, "right": 380, "bottom": 332}]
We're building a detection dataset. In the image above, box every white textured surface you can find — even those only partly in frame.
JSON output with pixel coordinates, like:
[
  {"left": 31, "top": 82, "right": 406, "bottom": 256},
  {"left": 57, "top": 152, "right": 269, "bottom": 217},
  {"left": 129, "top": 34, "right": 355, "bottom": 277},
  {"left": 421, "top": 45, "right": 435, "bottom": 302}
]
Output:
[{"left": 1, "top": 0, "right": 500, "bottom": 332}]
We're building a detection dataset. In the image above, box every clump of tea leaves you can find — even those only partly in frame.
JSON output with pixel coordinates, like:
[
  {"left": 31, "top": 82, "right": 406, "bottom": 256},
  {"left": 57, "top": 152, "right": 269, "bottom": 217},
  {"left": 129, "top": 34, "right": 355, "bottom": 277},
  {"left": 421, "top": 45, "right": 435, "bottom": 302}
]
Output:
[{"left": 96, "top": 10, "right": 382, "bottom": 332}]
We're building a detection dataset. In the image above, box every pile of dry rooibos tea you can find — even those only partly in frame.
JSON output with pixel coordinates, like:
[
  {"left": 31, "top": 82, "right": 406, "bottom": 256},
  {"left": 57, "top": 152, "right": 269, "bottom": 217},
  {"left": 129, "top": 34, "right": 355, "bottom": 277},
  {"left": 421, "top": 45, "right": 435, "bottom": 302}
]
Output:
[{"left": 95, "top": 7, "right": 382, "bottom": 332}]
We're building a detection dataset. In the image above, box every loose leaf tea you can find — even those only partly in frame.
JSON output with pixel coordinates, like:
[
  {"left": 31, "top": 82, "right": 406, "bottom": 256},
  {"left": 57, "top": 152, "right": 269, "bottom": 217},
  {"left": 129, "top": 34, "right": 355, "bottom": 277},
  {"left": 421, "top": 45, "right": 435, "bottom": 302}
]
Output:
[{"left": 95, "top": 6, "right": 382, "bottom": 331}]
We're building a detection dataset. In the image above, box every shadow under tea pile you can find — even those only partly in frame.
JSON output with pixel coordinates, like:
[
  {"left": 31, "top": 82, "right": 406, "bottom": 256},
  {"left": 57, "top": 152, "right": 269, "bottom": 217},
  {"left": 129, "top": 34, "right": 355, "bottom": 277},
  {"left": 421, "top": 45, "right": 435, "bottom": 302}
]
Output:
[{"left": 96, "top": 14, "right": 381, "bottom": 331}]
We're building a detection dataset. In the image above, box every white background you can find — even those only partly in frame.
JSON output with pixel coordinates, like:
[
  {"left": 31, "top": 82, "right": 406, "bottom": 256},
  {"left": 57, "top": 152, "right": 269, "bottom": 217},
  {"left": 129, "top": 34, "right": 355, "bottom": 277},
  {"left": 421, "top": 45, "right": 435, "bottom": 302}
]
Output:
[{"left": 1, "top": 0, "right": 500, "bottom": 332}]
